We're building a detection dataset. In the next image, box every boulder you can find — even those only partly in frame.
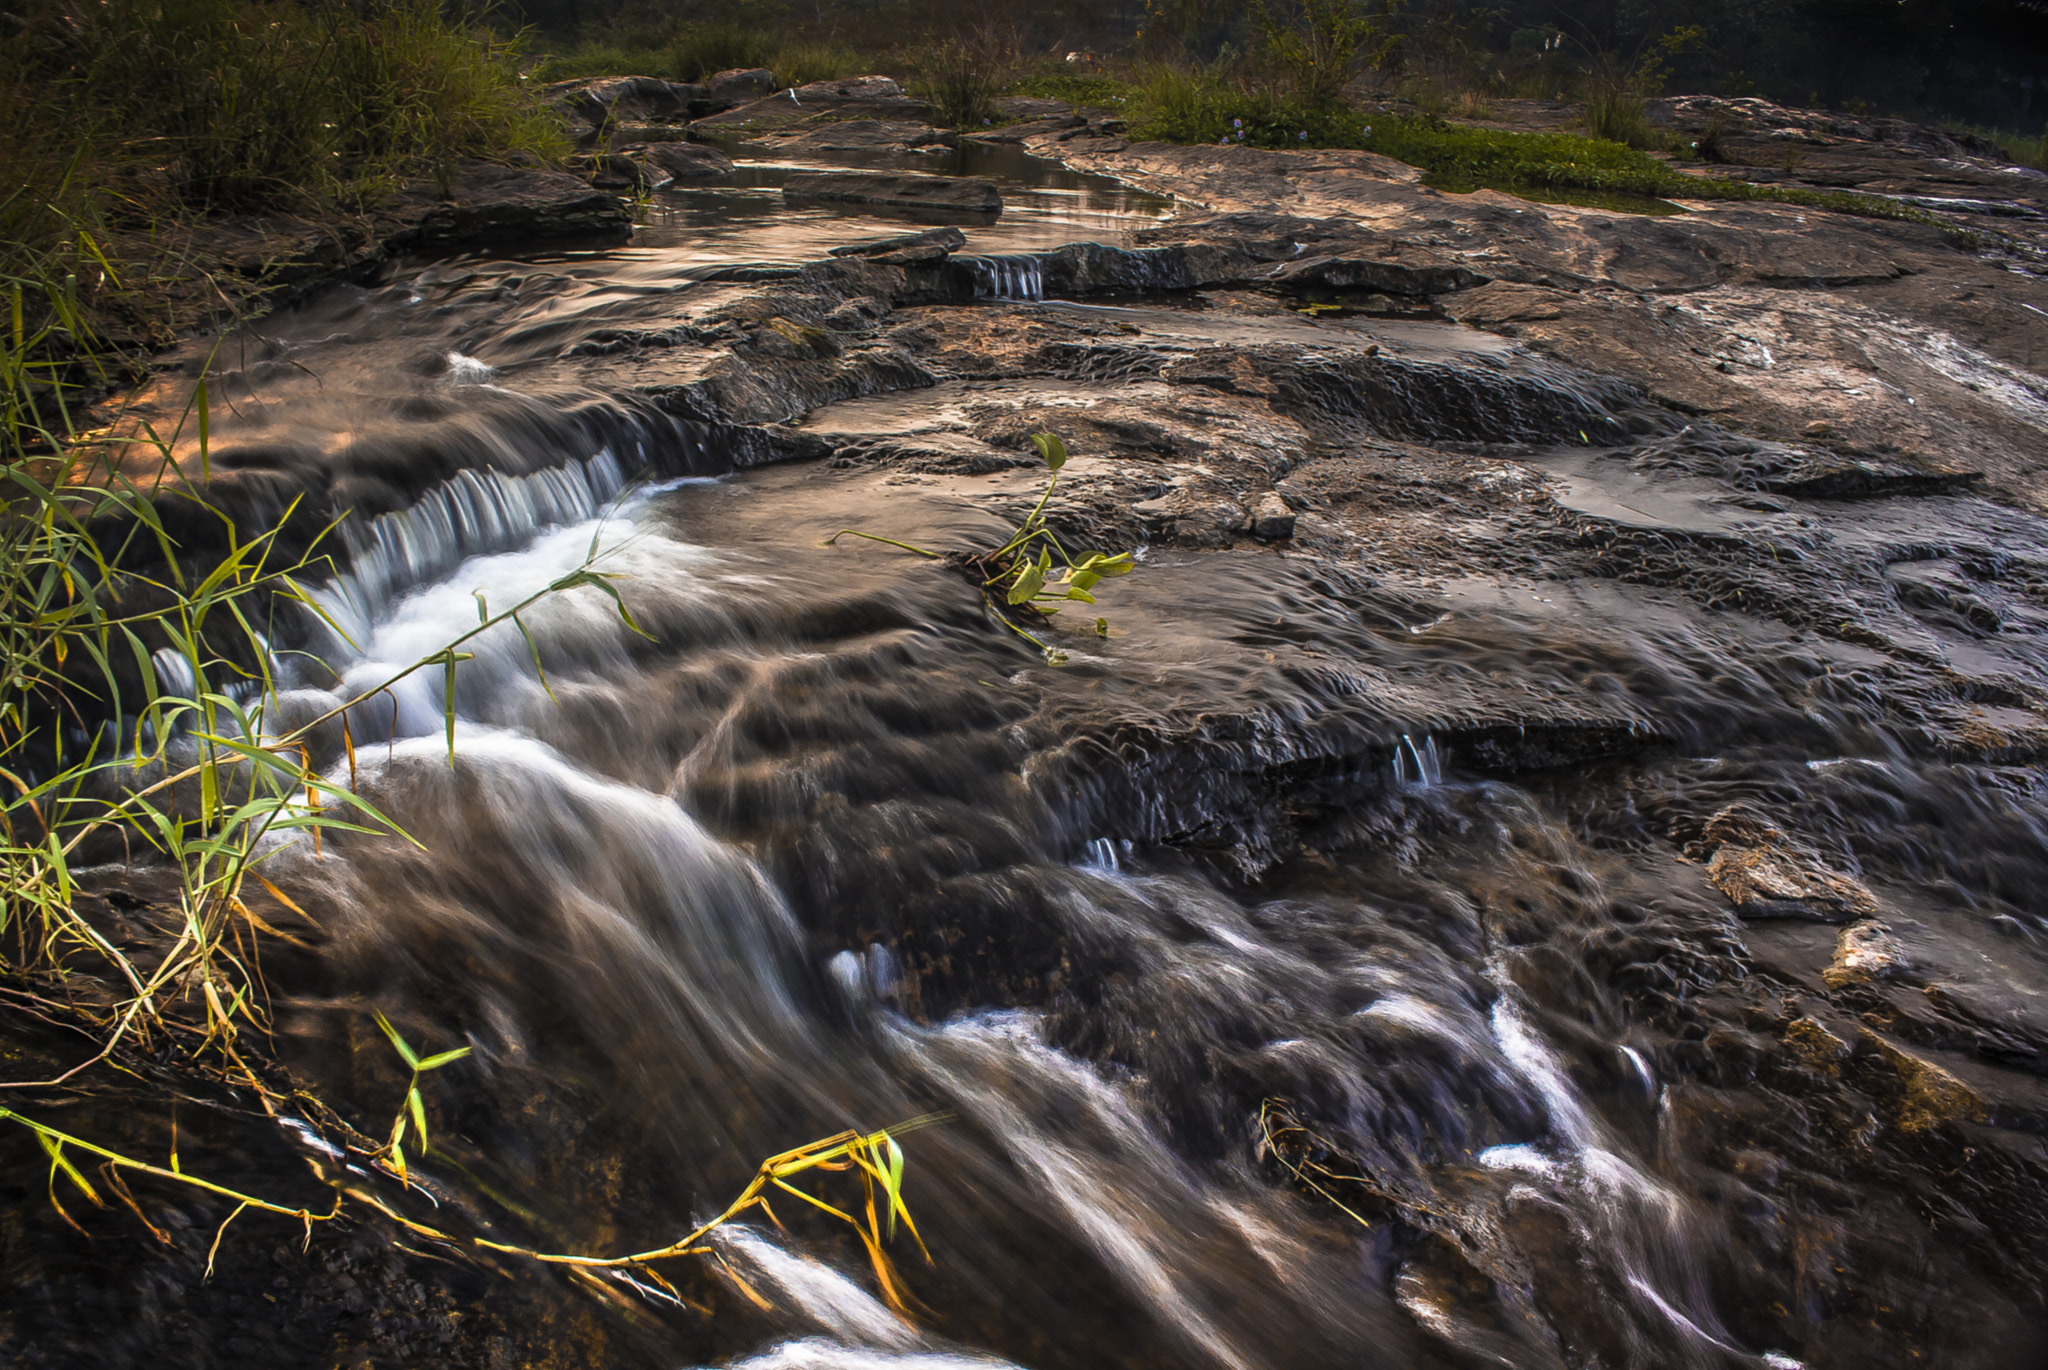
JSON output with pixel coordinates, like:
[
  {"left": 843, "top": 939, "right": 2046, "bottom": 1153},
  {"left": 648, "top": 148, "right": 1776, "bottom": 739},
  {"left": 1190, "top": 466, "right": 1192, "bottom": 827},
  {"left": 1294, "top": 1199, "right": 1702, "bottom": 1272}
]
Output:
[
  {"left": 793, "top": 75, "right": 903, "bottom": 102},
  {"left": 385, "top": 161, "right": 633, "bottom": 248},
  {"left": 1251, "top": 492, "right": 1296, "bottom": 540},
  {"left": 782, "top": 172, "right": 1001, "bottom": 213},
  {"left": 1701, "top": 804, "right": 1881, "bottom": 918},
  {"left": 551, "top": 76, "right": 705, "bottom": 132},
  {"left": 709, "top": 67, "right": 776, "bottom": 103},
  {"left": 1268, "top": 253, "right": 1486, "bottom": 298},
  {"left": 576, "top": 152, "right": 666, "bottom": 191},
  {"left": 1040, "top": 242, "right": 1259, "bottom": 295},
  {"left": 643, "top": 141, "right": 735, "bottom": 181},
  {"left": 1824, "top": 920, "right": 1910, "bottom": 988}
]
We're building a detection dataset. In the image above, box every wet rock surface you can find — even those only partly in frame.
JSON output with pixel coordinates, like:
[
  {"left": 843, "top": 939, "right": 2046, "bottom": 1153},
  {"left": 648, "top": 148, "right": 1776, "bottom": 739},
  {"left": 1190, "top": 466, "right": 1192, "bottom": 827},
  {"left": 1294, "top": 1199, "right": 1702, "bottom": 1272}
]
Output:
[
  {"left": 29, "top": 92, "right": 2048, "bottom": 1370},
  {"left": 782, "top": 170, "right": 1002, "bottom": 212},
  {"left": 641, "top": 140, "right": 736, "bottom": 181}
]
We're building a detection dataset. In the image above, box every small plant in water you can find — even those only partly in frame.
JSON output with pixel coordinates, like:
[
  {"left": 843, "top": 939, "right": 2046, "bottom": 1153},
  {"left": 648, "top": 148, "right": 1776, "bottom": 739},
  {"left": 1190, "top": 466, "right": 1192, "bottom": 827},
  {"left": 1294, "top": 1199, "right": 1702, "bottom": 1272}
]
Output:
[
  {"left": 828, "top": 432, "right": 1134, "bottom": 663},
  {"left": 371, "top": 1012, "right": 472, "bottom": 1182}
]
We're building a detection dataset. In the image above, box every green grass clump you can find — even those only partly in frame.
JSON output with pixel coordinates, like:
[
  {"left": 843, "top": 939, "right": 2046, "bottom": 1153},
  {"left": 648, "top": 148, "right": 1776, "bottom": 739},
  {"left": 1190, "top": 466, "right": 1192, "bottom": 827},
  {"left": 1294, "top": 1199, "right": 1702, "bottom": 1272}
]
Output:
[
  {"left": 830, "top": 432, "right": 1133, "bottom": 663},
  {"left": 5, "top": 0, "right": 565, "bottom": 215},
  {"left": 1034, "top": 67, "right": 1967, "bottom": 231},
  {"left": 773, "top": 43, "right": 872, "bottom": 89},
  {"left": 531, "top": 44, "right": 674, "bottom": 83},
  {"left": 1365, "top": 119, "right": 1680, "bottom": 196},
  {"left": 1938, "top": 121, "right": 2048, "bottom": 171},
  {"left": 666, "top": 20, "right": 778, "bottom": 83},
  {"left": 532, "top": 29, "right": 872, "bottom": 91},
  {"left": 1111, "top": 69, "right": 1681, "bottom": 196},
  {"left": 1006, "top": 72, "right": 1135, "bottom": 109}
]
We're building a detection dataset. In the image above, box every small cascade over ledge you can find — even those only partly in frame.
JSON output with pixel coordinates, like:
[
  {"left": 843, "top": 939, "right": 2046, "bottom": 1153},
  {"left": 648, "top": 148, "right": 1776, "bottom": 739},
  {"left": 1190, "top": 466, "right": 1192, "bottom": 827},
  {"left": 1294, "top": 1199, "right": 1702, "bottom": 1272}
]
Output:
[{"left": 953, "top": 254, "right": 1046, "bottom": 302}]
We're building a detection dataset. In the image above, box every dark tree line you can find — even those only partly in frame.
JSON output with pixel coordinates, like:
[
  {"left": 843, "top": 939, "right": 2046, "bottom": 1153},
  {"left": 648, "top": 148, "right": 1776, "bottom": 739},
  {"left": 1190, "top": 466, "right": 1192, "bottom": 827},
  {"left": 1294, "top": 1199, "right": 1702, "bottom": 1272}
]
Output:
[{"left": 1477, "top": 0, "right": 2048, "bottom": 128}]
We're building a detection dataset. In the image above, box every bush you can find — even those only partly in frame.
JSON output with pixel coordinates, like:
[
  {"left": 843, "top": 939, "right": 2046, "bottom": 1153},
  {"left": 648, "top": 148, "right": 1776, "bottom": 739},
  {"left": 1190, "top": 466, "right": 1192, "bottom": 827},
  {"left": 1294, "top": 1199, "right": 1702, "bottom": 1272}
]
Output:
[
  {"left": 1005, "top": 71, "right": 1132, "bottom": 109},
  {"left": 531, "top": 43, "right": 672, "bottom": 82},
  {"left": 1250, "top": 0, "right": 1397, "bottom": 105},
  {"left": 1578, "top": 25, "right": 1703, "bottom": 151},
  {"left": 911, "top": 29, "right": 1017, "bottom": 129},
  {"left": 774, "top": 43, "right": 871, "bottom": 88},
  {"left": 667, "top": 20, "right": 777, "bottom": 82},
  {"left": 4, "top": 0, "right": 565, "bottom": 213}
]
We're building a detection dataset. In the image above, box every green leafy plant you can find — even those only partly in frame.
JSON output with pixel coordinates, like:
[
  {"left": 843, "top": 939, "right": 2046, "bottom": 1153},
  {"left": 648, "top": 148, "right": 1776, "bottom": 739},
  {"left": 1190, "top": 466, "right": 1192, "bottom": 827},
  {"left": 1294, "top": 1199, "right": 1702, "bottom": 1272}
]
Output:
[
  {"left": 910, "top": 23, "right": 1020, "bottom": 129},
  {"left": 829, "top": 432, "right": 1134, "bottom": 664},
  {"left": 1579, "top": 24, "right": 1704, "bottom": 149},
  {"left": 666, "top": 20, "right": 778, "bottom": 83},
  {"left": 1250, "top": 0, "right": 1399, "bottom": 105},
  {"left": 3, "top": 0, "right": 565, "bottom": 221},
  {"left": 371, "top": 1013, "right": 473, "bottom": 1182},
  {"left": 1, "top": 196, "right": 643, "bottom": 1093}
]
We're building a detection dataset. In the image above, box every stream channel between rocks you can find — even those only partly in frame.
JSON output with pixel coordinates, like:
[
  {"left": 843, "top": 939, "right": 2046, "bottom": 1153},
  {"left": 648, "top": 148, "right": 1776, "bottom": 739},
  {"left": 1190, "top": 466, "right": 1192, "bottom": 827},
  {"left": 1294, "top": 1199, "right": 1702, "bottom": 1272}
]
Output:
[{"left": 8, "top": 141, "right": 2048, "bottom": 1370}]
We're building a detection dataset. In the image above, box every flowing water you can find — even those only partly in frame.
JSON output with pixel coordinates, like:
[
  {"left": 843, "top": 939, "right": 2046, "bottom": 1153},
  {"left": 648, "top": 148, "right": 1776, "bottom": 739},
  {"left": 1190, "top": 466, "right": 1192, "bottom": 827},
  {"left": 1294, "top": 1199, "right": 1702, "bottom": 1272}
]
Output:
[{"left": 11, "top": 145, "right": 2048, "bottom": 1370}]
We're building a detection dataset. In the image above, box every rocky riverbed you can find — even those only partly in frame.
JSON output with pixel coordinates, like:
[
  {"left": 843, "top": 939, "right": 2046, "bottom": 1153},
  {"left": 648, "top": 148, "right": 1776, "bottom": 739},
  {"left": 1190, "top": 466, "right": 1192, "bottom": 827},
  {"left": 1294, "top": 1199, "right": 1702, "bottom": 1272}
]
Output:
[{"left": 10, "top": 82, "right": 2048, "bottom": 1370}]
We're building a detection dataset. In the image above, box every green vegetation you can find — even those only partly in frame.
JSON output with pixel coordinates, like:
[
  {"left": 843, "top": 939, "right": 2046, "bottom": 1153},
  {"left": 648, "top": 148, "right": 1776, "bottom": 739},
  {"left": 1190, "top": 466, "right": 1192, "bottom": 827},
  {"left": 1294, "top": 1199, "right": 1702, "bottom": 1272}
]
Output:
[
  {"left": 371, "top": 1013, "right": 475, "bottom": 1183},
  {"left": 1940, "top": 122, "right": 2048, "bottom": 173},
  {"left": 830, "top": 432, "right": 1135, "bottom": 663},
  {"left": 2, "top": 181, "right": 935, "bottom": 1312},
  {"left": 1006, "top": 73, "right": 1135, "bottom": 109},
  {"left": 532, "top": 20, "right": 870, "bottom": 90},
  {"left": 1251, "top": 0, "right": 1398, "bottom": 105},
  {"left": 1580, "top": 25, "right": 1704, "bottom": 149},
  {"left": 6, "top": 0, "right": 563, "bottom": 215},
  {"left": 3, "top": 1100, "right": 942, "bottom": 1309},
  {"left": 1003, "top": 62, "right": 1956, "bottom": 228},
  {"left": 908, "top": 36, "right": 1007, "bottom": 129}
]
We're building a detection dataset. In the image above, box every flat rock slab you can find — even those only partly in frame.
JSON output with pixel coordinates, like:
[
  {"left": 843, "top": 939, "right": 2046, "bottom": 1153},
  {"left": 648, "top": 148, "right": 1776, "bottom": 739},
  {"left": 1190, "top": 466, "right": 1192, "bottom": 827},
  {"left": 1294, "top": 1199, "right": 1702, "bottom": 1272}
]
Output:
[
  {"left": 783, "top": 172, "right": 1002, "bottom": 213},
  {"left": 794, "top": 75, "right": 905, "bottom": 102},
  {"left": 642, "top": 142, "right": 735, "bottom": 180},
  {"left": 829, "top": 226, "right": 967, "bottom": 258},
  {"left": 693, "top": 77, "right": 930, "bottom": 136},
  {"left": 382, "top": 162, "right": 631, "bottom": 248},
  {"left": 762, "top": 120, "right": 955, "bottom": 153}
]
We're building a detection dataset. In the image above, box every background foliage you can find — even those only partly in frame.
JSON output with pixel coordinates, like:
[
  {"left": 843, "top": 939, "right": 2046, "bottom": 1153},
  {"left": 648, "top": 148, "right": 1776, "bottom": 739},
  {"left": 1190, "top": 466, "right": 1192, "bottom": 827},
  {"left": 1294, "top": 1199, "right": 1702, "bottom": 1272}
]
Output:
[{"left": 517, "top": 0, "right": 2048, "bottom": 137}]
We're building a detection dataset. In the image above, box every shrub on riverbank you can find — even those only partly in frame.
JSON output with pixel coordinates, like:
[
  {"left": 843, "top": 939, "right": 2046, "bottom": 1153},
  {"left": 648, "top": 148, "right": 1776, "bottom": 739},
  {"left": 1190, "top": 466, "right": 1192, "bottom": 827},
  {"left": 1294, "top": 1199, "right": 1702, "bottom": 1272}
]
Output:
[
  {"left": 0, "top": 0, "right": 567, "bottom": 353},
  {"left": 1013, "top": 65, "right": 1958, "bottom": 226}
]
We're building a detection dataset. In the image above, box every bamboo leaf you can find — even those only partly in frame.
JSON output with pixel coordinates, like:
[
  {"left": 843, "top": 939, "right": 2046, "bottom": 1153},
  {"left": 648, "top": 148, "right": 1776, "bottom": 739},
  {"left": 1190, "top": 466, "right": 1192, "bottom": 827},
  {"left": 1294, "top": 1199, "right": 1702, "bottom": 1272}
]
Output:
[
  {"left": 512, "top": 612, "right": 554, "bottom": 701},
  {"left": 417, "top": 1046, "right": 471, "bottom": 1071},
  {"left": 883, "top": 1134, "right": 905, "bottom": 1241},
  {"left": 550, "top": 569, "right": 653, "bottom": 639},
  {"left": 374, "top": 1012, "right": 420, "bottom": 1069},
  {"left": 407, "top": 1087, "right": 428, "bottom": 1153},
  {"left": 438, "top": 651, "right": 470, "bottom": 762},
  {"left": 39, "top": 1134, "right": 102, "bottom": 1207}
]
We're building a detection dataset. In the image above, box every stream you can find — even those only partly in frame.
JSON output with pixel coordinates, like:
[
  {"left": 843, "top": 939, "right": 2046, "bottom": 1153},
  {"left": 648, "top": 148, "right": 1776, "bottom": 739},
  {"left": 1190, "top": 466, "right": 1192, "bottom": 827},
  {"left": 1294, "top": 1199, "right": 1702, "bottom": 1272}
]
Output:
[{"left": 8, "top": 142, "right": 2048, "bottom": 1370}]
